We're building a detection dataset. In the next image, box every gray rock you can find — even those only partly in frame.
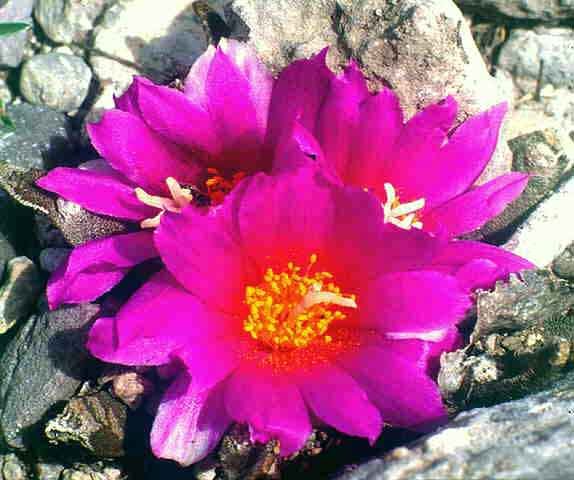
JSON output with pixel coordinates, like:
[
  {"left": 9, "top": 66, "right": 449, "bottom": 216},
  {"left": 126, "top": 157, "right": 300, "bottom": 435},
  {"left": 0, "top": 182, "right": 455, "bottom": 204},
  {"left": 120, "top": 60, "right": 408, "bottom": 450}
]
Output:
[
  {"left": 0, "top": 304, "right": 99, "bottom": 449},
  {"left": 39, "top": 247, "right": 70, "bottom": 272},
  {"left": 553, "top": 242, "right": 574, "bottom": 281},
  {"left": 504, "top": 175, "right": 574, "bottom": 268},
  {"left": 34, "top": 462, "right": 65, "bottom": 480},
  {"left": 45, "top": 389, "right": 127, "bottom": 457},
  {"left": 230, "top": 0, "right": 512, "bottom": 185},
  {"left": 0, "top": 453, "right": 29, "bottom": 480},
  {"left": 456, "top": 0, "right": 574, "bottom": 21},
  {"left": 35, "top": 0, "right": 111, "bottom": 45},
  {"left": 0, "top": 232, "right": 15, "bottom": 278},
  {"left": 0, "top": 103, "right": 72, "bottom": 170},
  {"left": 474, "top": 128, "right": 574, "bottom": 238},
  {"left": 60, "top": 462, "right": 123, "bottom": 480},
  {"left": 0, "top": 256, "right": 42, "bottom": 334},
  {"left": 20, "top": 53, "right": 93, "bottom": 112},
  {"left": 0, "top": 0, "right": 34, "bottom": 68},
  {"left": 336, "top": 369, "right": 574, "bottom": 480},
  {"left": 498, "top": 28, "right": 574, "bottom": 90}
]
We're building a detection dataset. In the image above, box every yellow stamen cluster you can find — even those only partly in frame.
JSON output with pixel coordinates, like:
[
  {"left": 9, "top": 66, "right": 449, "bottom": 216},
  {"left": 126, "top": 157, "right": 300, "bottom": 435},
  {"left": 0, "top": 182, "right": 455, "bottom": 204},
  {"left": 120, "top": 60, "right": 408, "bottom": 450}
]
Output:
[
  {"left": 243, "top": 254, "right": 357, "bottom": 350},
  {"left": 382, "top": 182, "right": 425, "bottom": 230},
  {"left": 206, "top": 168, "right": 246, "bottom": 205}
]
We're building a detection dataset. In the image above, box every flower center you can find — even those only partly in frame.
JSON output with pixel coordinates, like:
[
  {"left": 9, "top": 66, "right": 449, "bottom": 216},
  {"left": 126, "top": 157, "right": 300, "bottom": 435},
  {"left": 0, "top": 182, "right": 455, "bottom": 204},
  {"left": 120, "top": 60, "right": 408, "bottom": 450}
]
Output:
[
  {"left": 381, "top": 182, "right": 425, "bottom": 230},
  {"left": 243, "top": 254, "right": 357, "bottom": 350},
  {"left": 135, "top": 169, "right": 246, "bottom": 228}
]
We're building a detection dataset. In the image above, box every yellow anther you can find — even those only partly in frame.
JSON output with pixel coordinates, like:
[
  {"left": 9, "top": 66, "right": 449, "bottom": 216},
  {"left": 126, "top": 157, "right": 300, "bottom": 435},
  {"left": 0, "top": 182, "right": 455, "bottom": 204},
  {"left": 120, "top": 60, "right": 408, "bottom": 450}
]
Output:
[
  {"left": 382, "top": 182, "right": 425, "bottom": 230},
  {"left": 243, "top": 254, "right": 357, "bottom": 350}
]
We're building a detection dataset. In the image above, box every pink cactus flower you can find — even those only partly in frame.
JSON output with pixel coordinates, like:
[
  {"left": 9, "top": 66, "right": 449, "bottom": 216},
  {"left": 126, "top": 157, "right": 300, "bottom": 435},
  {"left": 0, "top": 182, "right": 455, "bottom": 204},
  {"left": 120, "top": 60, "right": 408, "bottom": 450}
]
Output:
[
  {"left": 36, "top": 39, "right": 307, "bottom": 309},
  {"left": 266, "top": 50, "right": 528, "bottom": 236},
  {"left": 87, "top": 167, "right": 532, "bottom": 465}
]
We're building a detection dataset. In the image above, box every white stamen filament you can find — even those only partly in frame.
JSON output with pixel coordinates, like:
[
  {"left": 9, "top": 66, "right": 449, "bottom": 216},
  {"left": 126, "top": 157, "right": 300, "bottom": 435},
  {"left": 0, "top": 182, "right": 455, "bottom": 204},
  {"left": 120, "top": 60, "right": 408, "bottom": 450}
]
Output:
[
  {"left": 288, "top": 283, "right": 357, "bottom": 323},
  {"left": 382, "top": 182, "right": 425, "bottom": 231}
]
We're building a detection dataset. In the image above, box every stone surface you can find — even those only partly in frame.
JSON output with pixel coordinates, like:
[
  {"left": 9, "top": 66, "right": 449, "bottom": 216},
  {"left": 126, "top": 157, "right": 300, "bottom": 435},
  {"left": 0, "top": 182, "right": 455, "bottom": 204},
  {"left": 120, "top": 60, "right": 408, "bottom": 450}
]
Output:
[
  {"left": 504, "top": 175, "right": 574, "bottom": 268},
  {"left": 0, "top": 256, "right": 42, "bottom": 334},
  {"left": 60, "top": 462, "right": 123, "bottom": 480},
  {"left": 474, "top": 128, "right": 574, "bottom": 239},
  {"left": 0, "top": 103, "right": 72, "bottom": 170},
  {"left": 34, "top": 462, "right": 65, "bottom": 480},
  {"left": 457, "top": 0, "right": 574, "bottom": 21},
  {"left": 336, "top": 369, "right": 574, "bottom": 480},
  {"left": 35, "top": 0, "right": 111, "bottom": 45},
  {"left": 0, "top": 232, "right": 15, "bottom": 278},
  {"left": 0, "top": 304, "right": 99, "bottom": 449},
  {"left": 20, "top": 53, "right": 93, "bottom": 112},
  {"left": 39, "top": 247, "right": 70, "bottom": 272},
  {"left": 553, "top": 242, "right": 574, "bottom": 281},
  {"left": 0, "top": 453, "right": 29, "bottom": 480},
  {"left": 498, "top": 28, "right": 574, "bottom": 90},
  {"left": 45, "top": 389, "right": 127, "bottom": 457},
  {"left": 89, "top": 0, "right": 221, "bottom": 108},
  {"left": 230, "top": 0, "right": 512, "bottom": 185},
  {"left": 0, "top": 0, "right": 34, "bottom": 68}
]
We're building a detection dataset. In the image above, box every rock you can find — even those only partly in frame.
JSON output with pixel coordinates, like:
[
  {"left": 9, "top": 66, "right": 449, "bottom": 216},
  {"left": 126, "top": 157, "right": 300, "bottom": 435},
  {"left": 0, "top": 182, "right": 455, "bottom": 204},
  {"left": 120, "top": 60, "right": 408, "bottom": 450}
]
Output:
[
  {"left": 0, "top": 256, "right": 42, "bottom": 334},
  {"left": 45, "top": 389, "right": 127, "bottom": 457},
  {"left": 34, "top": 462, "right": 65, "bottom": 480},
  {"left": 0, "top": 104, "right": 73, "bottom": 170},
  {"left": 0, "top": 304, "right": 99, "bottom": 450},
  {"left": 0, "top": 453, "right": 29, "bottom": 480},
  {"left": 89, "top": 0, "right": 220, "bottom": 108},
  {"left": 474, "top": 128, "right": 574, "bottom": 239},
  {"left": 336, "top": 369, "right": 574, "bottom": 480},
  {"left": 504, "top": 175, "right": 574, "bottom": 268},
  {"left": 35, "top": 0, "right": 111, "bottom": 45},
  {"left": 20, "top": 53, "right": 93, "bottom": 112},
  {"left": 498, "top": 28, "right": 574, "bottom": 90},
  {"left": 39, "top": 247, "right": 70, "bottom": 272},
  {"left": 60, "top": 462, "right": 123, "bottom": 480},
  {"left": 0, "top": 232, "right": 15, "bottom": 278},
  {"left": 99, "top": 369, "right": 153, "bottom": 410},
  {"left": 553, "top": 243, "right": 574, "bottom": 281},
  {"left": 456, "top": 0, "right": 574, "bottom": 21},
  {"left": 229, "top": 0, "right": 512, "bottom": 185},
  {"left": 0, "top": 0, "right": 34, "bottom": 68}
]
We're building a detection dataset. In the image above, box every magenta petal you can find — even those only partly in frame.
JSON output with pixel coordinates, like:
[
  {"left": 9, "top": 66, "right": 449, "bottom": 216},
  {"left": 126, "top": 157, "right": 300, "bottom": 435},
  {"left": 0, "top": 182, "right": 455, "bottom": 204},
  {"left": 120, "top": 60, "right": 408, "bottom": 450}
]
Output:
[
  {"left": 339, "top": 340, "right": 447, "bottom": 430},
  {"left": 424, "top": 103, "right": 508, "bottom": 207},
  {"left": 359, "top": 271, "right": 471, "bottom": 334},
  {"left": 296, "top": 363, "right": 382, "bottom": 443},
  {"left": 47, "top": 231, "right": 157, "bottom": 309},
  {"left": 114, "top": 76, "right": 154, "bottom": 116},
  {"left": 265, "top": 48, "right": 333, "bottom": 151},
  {"left": 154, "top": 205, "right": 247, "bottom": 314},
  {"left": 87, "top": 109, "right": 202, "bottom": 193},
  {"left": 184, "top": 45, "right": 216, "bottom": 105},
  {"left": 455, "top": 258, "right": 504, "bottom": 291},
  {"left": 36, "top": 164, "right": 155, "bottom": 221},
  {"left": 424, "top": 172, "right": 529, "bottom": 236},
  {"left": 151, "top": 371, "right": 231, "bottom": 466},
  {"left": 224, "top": 363, "right": 311, "bottom": 455},
  {"left": 135, "top": 79, "right": 219, "bottom": 155}
]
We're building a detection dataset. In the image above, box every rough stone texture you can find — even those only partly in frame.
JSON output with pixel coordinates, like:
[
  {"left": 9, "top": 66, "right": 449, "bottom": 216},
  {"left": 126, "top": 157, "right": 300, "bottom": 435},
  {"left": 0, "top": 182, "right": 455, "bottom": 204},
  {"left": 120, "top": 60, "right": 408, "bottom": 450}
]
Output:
[
  {"left": 0, "top": 0, "right": 34, "bottom": 68},
  {"left": 336, "top": 369, "right": 574, "bottom": 480},
  {"left": 89, "top": 0, "right": 224, "bottom": 108},
  {"left": 0, "top": 453, "right": 29, "bottom": 480},
  {"left": 59, "top": 462, "right": 123, "bottom": 480},
  {"left": 35, "top": 0, "right": 112, "bottom": 45},
  {"left": 498, "top": 28, "right": 574, "bottom": 90},
  {"left": 34, "top": 462, "right": 65, "bottom": 480},
  {"left": 473, "top": 128, "right": 574, "bottom": 239},
  {"left": 553, "top": 242, "right": 574, "bottom": 281},
  {"left": 45, "top": 389, "right": 127, "bottom": 457},
  {"left": 504, "top": 175, "right": 574, "bottom": 268},
  {"left": 39, "top": 247, "right": 70, "bottom": 272},
  {"left": 20, "top": 53, "right": 93, "bottom": 112},
  {"left": 456, "top": 0, "right": 574, "bottom": 20},
  {"left": 230, "top": 0, "right": 512, "bottom": 185},
  {"left": 0, "top": 256, "right": 42, "bottom": 334},
  {"left": 0, "top": 232, "right": 15, "bottom": 278},
  {"left": 0, "top": 304, "right": 99, "bottom": 450},
  {"left": 0, "top": 104, "right": 72, "bottom": 170}
]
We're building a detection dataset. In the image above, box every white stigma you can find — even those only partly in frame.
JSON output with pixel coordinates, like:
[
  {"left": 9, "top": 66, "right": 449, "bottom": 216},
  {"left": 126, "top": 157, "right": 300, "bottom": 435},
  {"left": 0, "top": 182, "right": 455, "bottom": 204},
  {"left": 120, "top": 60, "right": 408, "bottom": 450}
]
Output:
[{"left": 382, "top": 182, "right": 425, "bottom": 230}]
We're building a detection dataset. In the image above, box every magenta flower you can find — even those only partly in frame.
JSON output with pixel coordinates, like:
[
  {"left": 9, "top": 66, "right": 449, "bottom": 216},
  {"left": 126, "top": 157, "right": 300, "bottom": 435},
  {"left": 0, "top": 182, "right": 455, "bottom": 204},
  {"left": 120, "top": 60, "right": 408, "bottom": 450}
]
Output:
[
  {"left": 266, "top": 50, "right": 528, "bottom": 236},
  {"left": 86, "top": 167, "right": 532, "bottom": 465},
  {"left": 36, "top": 39, "right": 306, "bottom": 309}
]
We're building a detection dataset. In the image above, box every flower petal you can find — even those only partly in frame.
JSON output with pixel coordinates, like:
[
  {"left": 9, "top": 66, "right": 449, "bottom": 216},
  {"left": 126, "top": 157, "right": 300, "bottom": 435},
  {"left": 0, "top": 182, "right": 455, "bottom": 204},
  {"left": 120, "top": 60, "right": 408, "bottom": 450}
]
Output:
[
  {"left": 295, "top": 362, "right": 382, "bottom": 443},
  {"left": 151, "top": 371, "right": 231, "bottom": 466},
  {"left": 423, "top": 172, "right": 529, "bottom": 236},
  {"left": 114, "top": 76, "right": 154, "bottom": 116},
  {"left": 47, "top": 231, "right": 157, "bottom": 309},
  {"left": 224, "top": 362, "right": 311, "bottom": 456},
  {"left": 339, "top": 340, "right": 447, "bottom": 430},
  {"left": 36, "top": 162, "right": 155, "bottom": 221},
  {"left": 154, "top": 204, "right": 247, "bottom": 314},
  {"left": 87, "top": 109, "right": 202, "bottom": 193},
  {"left": 359, "top": 271, "right": 471, "bottom": 334}
]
